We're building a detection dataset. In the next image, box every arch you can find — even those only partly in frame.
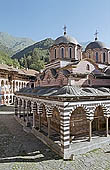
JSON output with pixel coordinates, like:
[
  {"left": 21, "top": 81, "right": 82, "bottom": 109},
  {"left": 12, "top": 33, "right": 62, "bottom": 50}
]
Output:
[
  {"left": 19, "top": 98, "right": 22, "bottom": 106},
  {"left": 15, "top": 97, "right": 18, "bottom": 105},
  {"left": 6, "top": 96, "right": 8, "bottom": 104},
  {"left": 27, "top": 100, "right": 32, "bottom": 114},
  {"left": 33, "top": 102, "right": 38, "bottom": 125},
  {"left": 1, "top": 80, "right": 4, "bottom": 87},
  {"left": 23, "top": 99, "right": 26, "bottom": 108},
  {"left": 6, "top": 81, "right": 8, "bottom": 85},
  {"left": 26, "top": 83, "right": 29, "bottom": 87},
  {"left": 13, "top": 81, "right": 15, "bottom": 92},
  {"left": 68, "top": 47, "right": 72, "bottom": 59},
  {"left": 19, "top": 82, "right": 21, "bottom": 89},
  {"left": 103, "top": 52, "right": 106, "bottom": 63},
  {"left": 54, "top": 48, "right": 57, "bottom": 59},
  {"left": 33, "top": 102, "right": 38, "bottom": 115},
  {"left": 96, "top": 52, "right": 98, "bottom": 62},
  {"left": 16, "top": 81, "right": 18, "bottom": 87},
  {"left": 24, "top": 82, "right": 26, "bottom": 87},
  {"left": 9, "top": 95, "right": 12, "bottom": 103},
  {"left": 22, "top": 82, "right": 23, "bottom": 88},
  {"left": 70, "top": 105, "right": 89, "bottom": 117},
  {"left": 60, "top": 47, "right": 64, "bottom": 58},
  {"left": 92, "top": 105, "right": 106, "bottom": 132},
  {"left": 51, "top": 107, "right": 60, "bottom": 133},
  {"left": 70, "top": 106, "right": 89, "bottom": 138},
  {"left": 39, "top": 103, "right": 47, "bottom": 127}
]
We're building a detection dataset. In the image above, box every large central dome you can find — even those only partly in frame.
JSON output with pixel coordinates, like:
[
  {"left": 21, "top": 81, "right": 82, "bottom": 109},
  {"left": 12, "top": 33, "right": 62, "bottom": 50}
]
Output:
[{"left": 55, "top": 35, "right": 79, "bottom": 45}]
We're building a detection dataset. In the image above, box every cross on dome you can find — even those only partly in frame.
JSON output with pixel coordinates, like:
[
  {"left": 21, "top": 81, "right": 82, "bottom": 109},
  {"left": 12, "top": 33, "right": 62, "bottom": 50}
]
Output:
[
  {"left": 94, "top": 30, "right": 99, "bottom": 41},
  {"left": 63, "top": 25, "right": 67, "bottom": 35}
]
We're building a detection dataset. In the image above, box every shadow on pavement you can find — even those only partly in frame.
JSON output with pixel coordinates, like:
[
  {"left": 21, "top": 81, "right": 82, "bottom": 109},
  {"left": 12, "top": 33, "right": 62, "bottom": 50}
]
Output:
[{"left": 0, "top": 114, "right": 61, "bottom": 163}]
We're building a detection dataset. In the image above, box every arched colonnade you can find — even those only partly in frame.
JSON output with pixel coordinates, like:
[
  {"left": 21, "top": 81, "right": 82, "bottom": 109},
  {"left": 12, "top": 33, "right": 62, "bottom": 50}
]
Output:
[{"left": 15, "top": 97, "right": 110, "bottom": 143}]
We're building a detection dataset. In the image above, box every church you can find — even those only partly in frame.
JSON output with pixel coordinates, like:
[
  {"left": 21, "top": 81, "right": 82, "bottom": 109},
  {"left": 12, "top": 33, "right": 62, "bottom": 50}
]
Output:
[{"left": 14, "top": 28, "right": 110, "bottom": 159}]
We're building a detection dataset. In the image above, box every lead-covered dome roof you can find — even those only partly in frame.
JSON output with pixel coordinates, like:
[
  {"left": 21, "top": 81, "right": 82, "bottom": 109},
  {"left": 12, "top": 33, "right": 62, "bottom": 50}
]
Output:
[
  {"left": 55, "top": 35, "right": 79, "bottom": 45},
  {"left": 85, "top": 41, "right": 106, "bottom": 51}
]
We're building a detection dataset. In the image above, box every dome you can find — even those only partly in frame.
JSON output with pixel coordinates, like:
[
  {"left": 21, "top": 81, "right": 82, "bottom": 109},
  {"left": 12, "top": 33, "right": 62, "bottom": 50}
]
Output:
[
  {"left": 85, "top": 41, "right": 106, "bottom": 51},
  {"left": 54, "top": 35, "right": 79, "bottom": 45}
]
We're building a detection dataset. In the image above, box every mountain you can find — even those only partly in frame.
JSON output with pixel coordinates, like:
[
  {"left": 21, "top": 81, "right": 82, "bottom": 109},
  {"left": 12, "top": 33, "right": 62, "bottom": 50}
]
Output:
[
  {"left": 12, "top": 38, "right": 54, "bottom": 59},
  {"left": 0, "top": 42, "right": 14, "bottom": 56},
  {"left": 11, "top": 38, "right": 54, "bottom": 71},
  {"left": 0, "top": 32, "right": 35, "bottom": 54}
]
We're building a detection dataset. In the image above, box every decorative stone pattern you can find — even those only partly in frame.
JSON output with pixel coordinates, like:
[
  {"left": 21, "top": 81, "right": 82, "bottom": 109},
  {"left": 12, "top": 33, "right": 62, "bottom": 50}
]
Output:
[{"left": 14, "top": 95, "right": 110, "bottom": 159}]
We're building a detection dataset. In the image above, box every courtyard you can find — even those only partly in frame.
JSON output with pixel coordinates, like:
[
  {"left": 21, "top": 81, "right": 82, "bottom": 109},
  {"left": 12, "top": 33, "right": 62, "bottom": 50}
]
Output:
[{"left": 0, "top": 113, "right": 110, "bottom": 169}]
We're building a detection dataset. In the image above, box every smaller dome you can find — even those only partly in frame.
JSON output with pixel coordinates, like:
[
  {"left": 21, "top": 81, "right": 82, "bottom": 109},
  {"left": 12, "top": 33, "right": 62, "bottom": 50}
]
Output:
[
  {"left": 85, "top": 41, "right": 106, "bottom": 51},
  {"left": 55, "top": 35, "right": 78, "bottom": 45}
]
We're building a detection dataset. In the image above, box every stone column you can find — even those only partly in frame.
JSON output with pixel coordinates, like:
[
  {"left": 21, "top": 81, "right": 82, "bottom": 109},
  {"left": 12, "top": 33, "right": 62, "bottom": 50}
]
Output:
[
  {"left": 33, "top": 111, "right": 35, "bottom": 128},
  {"left": 47, "top": 117, "right": 51, "bottom": 138},
  {"left": 60, "top": 109, "right": 70, "bottom": 160},
  {"left": 38, "top": 113, "right": 41, "bottom": 131},
  {"left": 105, "top": 116, "right": 109, "bottom": 137},
  {"left": 14, "top": 98, "right": 18, "bottom": 116},
  {"left": 26, "top": 102, "right": 30, "bottom": 127},
  {"left": 23, "top": 101, "right": 26, "bottom": 121},
  {"left": 18, "top": 99, "right": 21, "bottom": 118},
  {"left": 88, "top": 119, "right": 93, "bottom": 142}
]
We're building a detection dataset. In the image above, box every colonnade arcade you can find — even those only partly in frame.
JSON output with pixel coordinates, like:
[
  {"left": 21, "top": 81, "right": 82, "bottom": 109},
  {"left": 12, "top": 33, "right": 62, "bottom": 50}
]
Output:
[{"left": 14, "top": 96, "right": 110, "bottom": 159}]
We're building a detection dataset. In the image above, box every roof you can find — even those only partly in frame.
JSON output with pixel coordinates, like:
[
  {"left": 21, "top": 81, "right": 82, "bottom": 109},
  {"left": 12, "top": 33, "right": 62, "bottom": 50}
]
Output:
[
  {"left": 17, "top": 85, "right": 110, "bottom": 98},
  {"left": 85, "top": 41, "right": 106, "bottom": 51},
  {"left": 0, "top": 64, "right": 18, "bottom": 72},
  {"left": 54, "top": 35, "right": 79, "bottom": 45},
  {"left": 0, "top": 64, "right": 38, "bottom": 76}
]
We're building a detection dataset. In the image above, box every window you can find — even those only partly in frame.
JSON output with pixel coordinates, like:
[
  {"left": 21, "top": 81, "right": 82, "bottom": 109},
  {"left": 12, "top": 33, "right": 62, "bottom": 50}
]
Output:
[
  {"left": 88, "top": 53, "right": 91, "bottom": 58},
  {"left": 55, "top": 49, "right": 56, "bottom": 59},
  {"left": 103, "top": 52, "right": 106, "bottom": 63},
  {"left": 61, "top": 47, "right": 64, "bottom": 58},
  {"left": 69, "top": 47, "right": 72, "bottom": 58},
  {"left": 86, "top": 64, "right": 90, "bottom": 71},
  {"left": 96, "top": 52, "right": 98, "bottom": 62}
]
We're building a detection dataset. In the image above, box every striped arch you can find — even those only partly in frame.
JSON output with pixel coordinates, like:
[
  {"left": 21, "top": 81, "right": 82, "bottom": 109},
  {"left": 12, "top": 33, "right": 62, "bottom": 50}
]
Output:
[
  {"left": 39, "top": 103, "right": 47, "bottom": 127},
  {"left": 15, "top": 97, "right": 18, "bottom": 105},
  {"left": 19, "top": 98, "right": 22, "bottom": 107},
  {"left": 27, "top": 100, "right": 32, "bottom": 115},
  {"left": 70, "top": 105, "right": 90, "bottom": 137},
  {"left": 93, "top": 104, "right": 109, "bottom": 117},
  {"left": 69, "top": 105, "right": 92, "bottom": 118},
  {"left": 46, "top": 105, "right": 53, "bottom": 117},
  {"left": 23, "top": 99, "right": 26, "bottom": 109},
  {"left": 33, "top": 102, "right": 37, "bottom": 112},
  {"left": 38, "top": 103, "right": 47, "bottom": 115},
  {"left": 51, "top": 106, "right": 60, "bottom": 133}
]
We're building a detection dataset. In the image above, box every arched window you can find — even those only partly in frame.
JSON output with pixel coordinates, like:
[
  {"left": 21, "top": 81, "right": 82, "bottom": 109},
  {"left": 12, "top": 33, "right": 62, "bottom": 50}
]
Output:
[
  {"left": 96, "top": 52, "right": 98, "bottom": 62},
  {"left": 103, "top": 52, "right": 106, "bottom": 63},
  {"left": 69, "top": 47, "right": 72, "bottom": 58},
  {"left": 86, "top": 64, "right": 90, "bottom": 71},
  {"left": 55, "top": 49, "right": 56, "bottom": 59},
  {"left": 1, "top": 80, "right": 4, "bottom": 87},
  {"left": 60, "top": 47, "right": 64, "bottom": 58}
]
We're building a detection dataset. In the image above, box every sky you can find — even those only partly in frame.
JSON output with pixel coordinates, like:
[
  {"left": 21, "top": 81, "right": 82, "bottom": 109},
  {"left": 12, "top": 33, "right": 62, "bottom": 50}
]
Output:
[{"left": 0, "top": 0, "right": 110, "bottom": 45}]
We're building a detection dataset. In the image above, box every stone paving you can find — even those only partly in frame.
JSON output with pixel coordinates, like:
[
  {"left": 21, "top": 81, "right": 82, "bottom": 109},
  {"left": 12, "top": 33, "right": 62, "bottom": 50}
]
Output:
[{"left": 0, "top": 114, "right": 110, "bottom": 169}]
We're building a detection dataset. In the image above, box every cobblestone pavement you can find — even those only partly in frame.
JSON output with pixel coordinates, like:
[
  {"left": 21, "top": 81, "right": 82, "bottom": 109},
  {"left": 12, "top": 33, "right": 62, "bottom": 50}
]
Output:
[{"left": 0, "top": 114, "right": 110, "bottom": 170}]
